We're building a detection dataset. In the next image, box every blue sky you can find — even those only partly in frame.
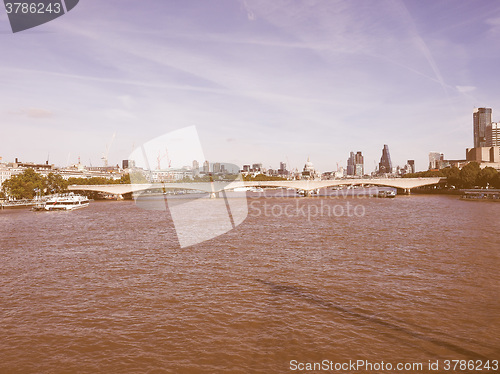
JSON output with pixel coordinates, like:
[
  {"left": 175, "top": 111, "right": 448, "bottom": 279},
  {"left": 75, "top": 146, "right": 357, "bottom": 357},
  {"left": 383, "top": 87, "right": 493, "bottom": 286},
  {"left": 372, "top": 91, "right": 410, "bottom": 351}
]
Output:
[{"left": 1, "top": 0, "right": 500, "bottom": 172}]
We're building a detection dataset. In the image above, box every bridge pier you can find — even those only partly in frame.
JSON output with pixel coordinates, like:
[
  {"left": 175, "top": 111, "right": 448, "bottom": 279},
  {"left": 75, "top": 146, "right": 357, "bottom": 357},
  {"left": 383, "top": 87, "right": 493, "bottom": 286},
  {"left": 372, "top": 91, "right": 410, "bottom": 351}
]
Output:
[
  {"left": 209, "top": 192, "right": 220, "bottom": 199},
  {"left": 403, "top": 188, "right": 411, "bottom": 195}
]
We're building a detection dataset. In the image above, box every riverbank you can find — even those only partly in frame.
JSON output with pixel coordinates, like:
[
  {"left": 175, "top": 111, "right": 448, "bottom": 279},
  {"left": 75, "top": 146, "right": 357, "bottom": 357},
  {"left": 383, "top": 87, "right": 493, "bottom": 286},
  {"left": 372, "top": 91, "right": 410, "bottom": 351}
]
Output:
[{"left": 0, "top": 199, "right": 38, "bottom": 209}]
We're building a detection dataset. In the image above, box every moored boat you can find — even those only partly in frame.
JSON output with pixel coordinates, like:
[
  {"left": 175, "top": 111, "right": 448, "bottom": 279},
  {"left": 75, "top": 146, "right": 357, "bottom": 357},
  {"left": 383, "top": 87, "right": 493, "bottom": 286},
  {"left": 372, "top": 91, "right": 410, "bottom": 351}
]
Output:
[
  {"left": 460, "top": 189, "right": 500, "bottom": 202},
  {"left": 32, "top": 193, "right": 90, "bottom": 211}
]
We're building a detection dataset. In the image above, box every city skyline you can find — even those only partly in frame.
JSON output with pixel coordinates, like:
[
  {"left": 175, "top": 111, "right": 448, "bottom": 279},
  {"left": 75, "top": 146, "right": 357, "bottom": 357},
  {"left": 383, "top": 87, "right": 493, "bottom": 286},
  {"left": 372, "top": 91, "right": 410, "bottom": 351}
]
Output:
[{"left": 2, "top": 1, "right": 500, "bottom": 172}]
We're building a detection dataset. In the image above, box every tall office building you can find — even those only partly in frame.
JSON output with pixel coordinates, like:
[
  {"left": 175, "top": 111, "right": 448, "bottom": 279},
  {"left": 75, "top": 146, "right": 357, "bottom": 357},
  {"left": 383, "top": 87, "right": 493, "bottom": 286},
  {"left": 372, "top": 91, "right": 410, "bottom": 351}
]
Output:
[
  {"left": 278, "top": 162, "right": 288, "bottom": 176},
  {"left": 347, "top": 151, "right": 363, "bottom": 176},
  {"left": 378, "top": 145, "right": 392, "bottom": 174},
  {"left": 487, "top": 122, "right": 500, "bottom": 147},
  {"left": 473, "top": 108, "right": 492, "bottom": 148},
  {"left": 203, "top": 160, "right": 210, "bottom": 173},
  {"left": 355, "top": 152, "right": 363, "bottom": 176},
  {"left": 407, "top": 160, "right": 415, "bottom": 174},
  {"left": 347, "top": 152, "right": 355, "bottom": 176},
  {"left": 428, "top": 152, "right": 444, "bottom": 170},
  {"left": 213, "top": 162, "right": 221, "bottom": 173},
  {"left": 122, "top": 159, "right": 135, "bottom": 169}
]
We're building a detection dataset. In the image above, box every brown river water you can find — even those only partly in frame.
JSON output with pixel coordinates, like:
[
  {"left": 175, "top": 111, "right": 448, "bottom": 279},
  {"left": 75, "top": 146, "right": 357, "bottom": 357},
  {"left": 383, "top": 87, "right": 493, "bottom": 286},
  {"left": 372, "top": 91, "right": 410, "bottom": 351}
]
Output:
[{"left": 0, "top": 194, "right": 499, "bottom": 373}]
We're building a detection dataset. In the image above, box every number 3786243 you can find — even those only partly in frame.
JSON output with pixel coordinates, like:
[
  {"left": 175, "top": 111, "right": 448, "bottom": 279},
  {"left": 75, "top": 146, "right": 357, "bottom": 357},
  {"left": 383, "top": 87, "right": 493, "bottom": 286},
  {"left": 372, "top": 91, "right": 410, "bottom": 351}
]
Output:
[{"left": 5, "top": 2, "right": 62, "bottom": 14}]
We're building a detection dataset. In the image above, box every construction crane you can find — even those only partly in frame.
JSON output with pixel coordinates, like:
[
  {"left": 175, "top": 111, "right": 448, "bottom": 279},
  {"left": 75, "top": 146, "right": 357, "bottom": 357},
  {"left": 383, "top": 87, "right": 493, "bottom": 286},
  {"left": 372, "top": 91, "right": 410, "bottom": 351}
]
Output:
[{"left": 102, "top": 132, "right": 116, "bottom": 167}]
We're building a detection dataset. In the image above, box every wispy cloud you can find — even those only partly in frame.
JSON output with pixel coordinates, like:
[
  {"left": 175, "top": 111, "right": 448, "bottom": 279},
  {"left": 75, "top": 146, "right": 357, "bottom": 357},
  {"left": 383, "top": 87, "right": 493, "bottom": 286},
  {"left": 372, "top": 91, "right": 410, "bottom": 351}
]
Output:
[
  {"left": 10, "top": 107, "right": 54, "bottom": 118},
  {"left": 456, "top": 85, "right": 476, "bottom": 94},
  {"left": 240, "top": 0, "right": 256, "bottom": 21}
]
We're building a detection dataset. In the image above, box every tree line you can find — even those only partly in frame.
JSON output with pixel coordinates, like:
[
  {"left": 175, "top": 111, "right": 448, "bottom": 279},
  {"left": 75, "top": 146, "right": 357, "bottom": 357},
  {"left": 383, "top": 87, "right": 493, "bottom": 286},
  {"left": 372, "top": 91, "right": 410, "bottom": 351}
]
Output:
[
  {"left": 403, "top": 162, "right": 500, "bottom": 189},
  {"left": 0, "top": 168, "right": 131, "bottom": 199}
]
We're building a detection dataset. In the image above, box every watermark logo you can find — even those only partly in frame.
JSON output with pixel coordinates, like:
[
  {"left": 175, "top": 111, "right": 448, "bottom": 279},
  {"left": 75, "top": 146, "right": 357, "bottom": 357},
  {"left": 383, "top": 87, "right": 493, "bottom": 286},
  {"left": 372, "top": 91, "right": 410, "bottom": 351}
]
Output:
[
  {"left": 4, "top": 0, "right": 79, "bottom": 33},
  {"left": 125, "top": 126, "right": 396, "bottom": 247},
  {"left": 127, "top": 126, "right": 248, "bottom": 248}
]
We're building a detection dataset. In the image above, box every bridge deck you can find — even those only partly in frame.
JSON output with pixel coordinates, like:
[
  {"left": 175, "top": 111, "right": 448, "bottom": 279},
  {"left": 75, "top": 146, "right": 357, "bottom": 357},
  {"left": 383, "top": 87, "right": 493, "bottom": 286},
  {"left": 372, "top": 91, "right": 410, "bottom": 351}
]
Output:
[{"left": 68, "top": 178, "right": 445, "bottom": 195}]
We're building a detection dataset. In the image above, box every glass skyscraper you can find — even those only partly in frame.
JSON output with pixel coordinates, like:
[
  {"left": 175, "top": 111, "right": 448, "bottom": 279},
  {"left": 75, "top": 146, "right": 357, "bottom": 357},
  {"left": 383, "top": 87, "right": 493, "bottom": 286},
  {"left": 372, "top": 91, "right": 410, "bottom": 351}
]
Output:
[
  {"left": 473, "top": 107, "right": 492, "bottom": 148},
  {"left": 378, "top": 145, "right": 392, "bottom": 174}
]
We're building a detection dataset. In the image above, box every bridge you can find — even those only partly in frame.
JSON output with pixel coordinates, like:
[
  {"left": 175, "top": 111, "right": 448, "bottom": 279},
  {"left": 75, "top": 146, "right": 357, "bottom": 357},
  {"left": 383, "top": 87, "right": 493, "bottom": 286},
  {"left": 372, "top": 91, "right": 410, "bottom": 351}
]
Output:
[{"left": 68, "top": 177, "right": 445, "bottom": 197}]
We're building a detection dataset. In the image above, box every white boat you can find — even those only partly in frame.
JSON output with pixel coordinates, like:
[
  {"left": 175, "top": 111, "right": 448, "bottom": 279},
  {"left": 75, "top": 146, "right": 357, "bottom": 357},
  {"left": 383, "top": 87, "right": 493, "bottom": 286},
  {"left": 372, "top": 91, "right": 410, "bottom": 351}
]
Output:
[
  {"left": 33, "top": 193, "right": 90, "bottom": 211},
  {"left": 249, "top": 187, "right": 264, "bottom": 192},
  {"left": 378, "top": 190, "right": 396, "bottom": 198}
]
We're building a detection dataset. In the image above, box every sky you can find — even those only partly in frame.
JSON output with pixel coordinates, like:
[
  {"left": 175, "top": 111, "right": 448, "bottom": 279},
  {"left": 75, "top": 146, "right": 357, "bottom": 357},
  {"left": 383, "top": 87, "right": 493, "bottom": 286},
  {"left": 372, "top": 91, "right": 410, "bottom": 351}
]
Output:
[{"left": 1, "top": 0, "right": 500, "bottom": 173}]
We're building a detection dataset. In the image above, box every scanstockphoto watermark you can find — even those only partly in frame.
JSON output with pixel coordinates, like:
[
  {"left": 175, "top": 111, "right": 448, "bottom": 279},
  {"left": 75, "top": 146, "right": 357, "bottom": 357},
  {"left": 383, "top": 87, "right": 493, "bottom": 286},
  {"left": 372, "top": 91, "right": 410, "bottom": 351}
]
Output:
[
  {"left": 249, "top": 199, "right": 366, "bottom": 221},
  {"left": 246, "top": 186, "right": 388, "bottom": 221}
]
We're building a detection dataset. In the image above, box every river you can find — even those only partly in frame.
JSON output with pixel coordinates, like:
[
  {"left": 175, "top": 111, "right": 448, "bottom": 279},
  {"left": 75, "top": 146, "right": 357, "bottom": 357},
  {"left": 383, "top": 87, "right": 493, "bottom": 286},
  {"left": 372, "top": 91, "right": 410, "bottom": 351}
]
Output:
[{"left": 0, "top": 194, "right": 498, "bottom": 373}]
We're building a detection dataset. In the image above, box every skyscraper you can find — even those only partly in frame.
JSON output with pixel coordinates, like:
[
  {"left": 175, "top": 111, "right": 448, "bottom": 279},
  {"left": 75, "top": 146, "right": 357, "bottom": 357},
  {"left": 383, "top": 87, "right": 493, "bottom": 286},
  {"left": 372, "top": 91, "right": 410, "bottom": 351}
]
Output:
[
  {"left": 203, "top": 160, "right": 210, "bottom": 173},
  {"left": 473, "top": 108, "right": 492, "bottom": 148},
  {"left": 407, "top": 160, "right": 415, "bottom": 174},
  {"left": 428, "top": 152, "right": 444, "bottom": 170},
  {"left": 347, "top": 151, "right": 364, "bottom": 176},
  {"left": 378, "top": 145, "right": 392, "bottom": 174},
  {"left": 213, "top": 162, "right": 221, "bottom": 173},
  {"left": 278, "top": 162, "right": 288, "bottom": 176},
  {"left": 347, "top": 152, "right": 355, "bottom": 176}
]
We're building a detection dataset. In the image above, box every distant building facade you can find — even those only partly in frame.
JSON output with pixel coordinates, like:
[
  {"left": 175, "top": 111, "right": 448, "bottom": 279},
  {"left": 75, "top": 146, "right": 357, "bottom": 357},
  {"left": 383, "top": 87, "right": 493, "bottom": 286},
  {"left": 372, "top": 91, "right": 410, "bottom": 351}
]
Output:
[
  {"left": 0, "top": 163, "right": 13, "bottom": 189},
  {"left": 277, "top": 162, "right": 288, "bottom": 177},
  {"left": 465, "top": 107, "right": 500, "bottom": 169},
  {"left": 428, "top": 152, "right": 444, "bottom": 170},
  {"left": 347, "top": 151, "right": 364, "bottom": 177},
  {"left": 192, "top": 160, "right": 199, "bottom": 171},
  {"left": 122, "top": 159, "right": 135, "bottom": 170},
  {"left": 378, "top": 145, "right": 392, "bottom": 174},
  {"left": 213, "top": 162, "right": 221, "bottom": 173},
  {"left": 487, "top": 122, "right": 500, "bottom": 147},
  {"left": 466, "top": 146, "right": 500, "bottom": 163},
  {"left": 301, "top": 157, "right": 317, "bottom": 179},
  {"left": 473, "top": 107, "right": 492, "bottom": 148},
  {"left": 202, "top": 161, "right": 210, "bottom": 173},
  {"left": 192, "top": 160, "right": 200, "bottom": 176},
  {"left": 407, "top": 160, "right": 415, "bottom": 174}
]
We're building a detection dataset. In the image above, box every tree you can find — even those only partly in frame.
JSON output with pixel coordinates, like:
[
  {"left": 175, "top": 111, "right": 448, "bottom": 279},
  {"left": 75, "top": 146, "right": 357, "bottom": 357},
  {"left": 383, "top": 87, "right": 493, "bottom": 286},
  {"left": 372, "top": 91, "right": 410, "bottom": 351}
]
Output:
[
  {"left": 459, "top": 162, "right": 481, "bottom": 188},
  {"left": 119, "top": 173, "right": 131, "bottom": 184},
  {"left": 1, "top": 168, "right": 45, "bottom": 199},
  {"left": 243, "top": 173, "right": 287, "bottom": 181},
  {"left": 45, "top": 173, "right": 68, "bottom": 194},
  {"left": 476, "top": 167, "right": 498, "bottom": 188},
  {"left": 492, "top": 173, "right": 500, "bottom": 189},
  {"left": 441, "top": 166, "right": 461, "bottom": 188}
]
